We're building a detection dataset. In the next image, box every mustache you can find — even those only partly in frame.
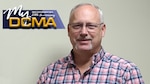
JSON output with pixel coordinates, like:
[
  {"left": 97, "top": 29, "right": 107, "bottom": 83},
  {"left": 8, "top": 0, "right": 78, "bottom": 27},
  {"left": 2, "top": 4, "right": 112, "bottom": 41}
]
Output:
[{"left": 76, "top": 37, "right": 92, "bottom": 41}]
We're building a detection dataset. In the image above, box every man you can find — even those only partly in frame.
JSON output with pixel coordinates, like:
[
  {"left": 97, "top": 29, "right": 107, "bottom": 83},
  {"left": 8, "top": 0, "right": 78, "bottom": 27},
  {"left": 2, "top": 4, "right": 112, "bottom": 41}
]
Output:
[{"left": 37, "top": 3, "right": 144, "bottom": 84}]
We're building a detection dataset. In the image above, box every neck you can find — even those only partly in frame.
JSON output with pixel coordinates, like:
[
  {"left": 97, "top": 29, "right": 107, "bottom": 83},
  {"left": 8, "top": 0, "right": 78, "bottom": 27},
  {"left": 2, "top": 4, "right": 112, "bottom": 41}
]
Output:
[
  {"left": 72, "top": 47, "right": 101, "bottom": 75},
  {"left": 74, "top": 50, "right": 93, "bottom": 65},
  {"left": 73, "top": 51, "right": 93, "bottom": 75}
]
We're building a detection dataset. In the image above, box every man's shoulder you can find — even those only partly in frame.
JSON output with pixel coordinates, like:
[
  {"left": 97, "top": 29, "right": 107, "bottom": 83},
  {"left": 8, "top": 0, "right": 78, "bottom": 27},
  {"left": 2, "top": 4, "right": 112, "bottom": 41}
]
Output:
[
  {"left": 45, "top": 56, "right": 69, "bottom": 70},
  {"left": 104, "top": 52, "right": 137, "bottom": 70}
]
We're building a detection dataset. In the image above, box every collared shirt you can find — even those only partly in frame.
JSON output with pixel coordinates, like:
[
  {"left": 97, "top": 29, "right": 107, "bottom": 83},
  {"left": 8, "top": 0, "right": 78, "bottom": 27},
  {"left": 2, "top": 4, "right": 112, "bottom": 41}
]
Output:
[{"left": 37, "top": 48, "right": 144, "bottom": 84}]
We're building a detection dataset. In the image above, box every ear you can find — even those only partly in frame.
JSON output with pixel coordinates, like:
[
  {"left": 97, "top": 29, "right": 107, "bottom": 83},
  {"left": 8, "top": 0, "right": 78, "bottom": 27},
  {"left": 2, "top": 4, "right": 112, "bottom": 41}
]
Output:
[
  {"left": 67, "top": 24, "right": 70, "bottom": 36},
  {"left": 101, "top": 24, "right": 106, "bottom": 37}
]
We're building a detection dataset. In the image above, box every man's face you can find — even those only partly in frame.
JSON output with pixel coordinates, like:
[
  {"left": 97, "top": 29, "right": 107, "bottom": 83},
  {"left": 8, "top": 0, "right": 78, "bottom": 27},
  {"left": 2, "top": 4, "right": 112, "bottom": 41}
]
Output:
[{"left": 68, "top": 5, "right": 106, "bottom": 52}]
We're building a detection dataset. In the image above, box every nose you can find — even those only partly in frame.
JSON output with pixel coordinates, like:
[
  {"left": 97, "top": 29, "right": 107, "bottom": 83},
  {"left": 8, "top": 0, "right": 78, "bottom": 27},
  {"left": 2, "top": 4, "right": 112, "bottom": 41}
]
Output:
[{"left": 80, "top": 25, "right": 88, "bottom": 37}]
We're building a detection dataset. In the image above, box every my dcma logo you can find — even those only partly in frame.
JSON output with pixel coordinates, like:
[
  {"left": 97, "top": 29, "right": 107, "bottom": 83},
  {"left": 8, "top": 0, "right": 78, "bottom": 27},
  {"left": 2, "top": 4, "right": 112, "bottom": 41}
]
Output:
[{"left": 3, "top": 5, "right": 65, "bottom": 29}]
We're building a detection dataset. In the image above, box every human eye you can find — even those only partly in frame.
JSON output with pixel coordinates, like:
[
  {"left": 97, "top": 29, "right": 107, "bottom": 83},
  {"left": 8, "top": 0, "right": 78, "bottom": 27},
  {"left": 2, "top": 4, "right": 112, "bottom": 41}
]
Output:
[
  {"left": 71, "top": 24, "right": 82, "bottom": 29},
  {"left": 87, "top": 24, "right": 97, "bottom": 29}
]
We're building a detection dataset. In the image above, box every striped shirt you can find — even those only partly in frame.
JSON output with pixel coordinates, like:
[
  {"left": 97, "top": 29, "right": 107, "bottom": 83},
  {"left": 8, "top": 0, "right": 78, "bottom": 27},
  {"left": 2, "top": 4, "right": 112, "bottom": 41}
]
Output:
[{"left": 37, "top": 48, "right": 144, "bottom": 84}]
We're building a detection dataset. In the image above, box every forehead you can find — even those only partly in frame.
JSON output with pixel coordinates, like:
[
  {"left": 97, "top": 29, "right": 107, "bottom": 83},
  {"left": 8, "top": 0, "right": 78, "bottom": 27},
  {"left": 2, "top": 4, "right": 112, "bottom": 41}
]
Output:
[{"left": 69, "top": 5, "right": 100, "bottom": 23}]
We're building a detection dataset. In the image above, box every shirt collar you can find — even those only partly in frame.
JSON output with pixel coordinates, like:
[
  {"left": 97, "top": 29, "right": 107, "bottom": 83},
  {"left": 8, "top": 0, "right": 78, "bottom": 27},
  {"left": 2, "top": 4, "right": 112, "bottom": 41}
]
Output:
[{"left": 67, "top": 47, "right": 106, "bottom": 67}]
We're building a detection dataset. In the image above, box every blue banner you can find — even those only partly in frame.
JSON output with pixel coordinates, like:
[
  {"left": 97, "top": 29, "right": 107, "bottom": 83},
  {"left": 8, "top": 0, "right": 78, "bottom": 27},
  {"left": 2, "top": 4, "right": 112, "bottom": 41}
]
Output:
[{"left": 3, "top": 5, "right": 65, "bottom": 29}]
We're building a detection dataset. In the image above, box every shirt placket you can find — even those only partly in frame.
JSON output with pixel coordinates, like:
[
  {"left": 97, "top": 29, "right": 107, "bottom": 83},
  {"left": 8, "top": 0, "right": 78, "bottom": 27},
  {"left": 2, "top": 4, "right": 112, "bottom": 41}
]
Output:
[{"left": 72, "top": 67, "right": 83, "bottom": 84}]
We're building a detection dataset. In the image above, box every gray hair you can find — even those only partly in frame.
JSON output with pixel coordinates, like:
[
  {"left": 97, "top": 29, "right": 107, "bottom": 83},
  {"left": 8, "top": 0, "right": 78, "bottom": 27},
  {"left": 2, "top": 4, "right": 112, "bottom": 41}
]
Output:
[{"left": 69, "top": 3, "right": 104, "bottom": 23}]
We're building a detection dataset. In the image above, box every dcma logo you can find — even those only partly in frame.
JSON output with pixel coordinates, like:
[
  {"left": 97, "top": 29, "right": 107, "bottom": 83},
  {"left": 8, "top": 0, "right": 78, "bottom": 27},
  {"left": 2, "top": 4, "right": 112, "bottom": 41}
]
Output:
[{"left": 3, "top": 5, "right": 65, "bottom": 29}]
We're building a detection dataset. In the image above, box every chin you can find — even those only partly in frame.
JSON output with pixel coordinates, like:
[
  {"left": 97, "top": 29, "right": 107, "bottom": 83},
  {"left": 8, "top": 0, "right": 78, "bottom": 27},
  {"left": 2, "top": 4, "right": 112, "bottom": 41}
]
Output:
[{"left": 75, "top": 45, "right": 93, "bottom": 51}]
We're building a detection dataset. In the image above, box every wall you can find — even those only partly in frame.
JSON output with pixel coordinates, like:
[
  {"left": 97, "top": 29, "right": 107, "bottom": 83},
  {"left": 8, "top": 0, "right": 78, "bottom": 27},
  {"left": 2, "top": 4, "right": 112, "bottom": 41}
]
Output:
[{"left": 0, "top": 0, "right": 149, "bottom": 84}]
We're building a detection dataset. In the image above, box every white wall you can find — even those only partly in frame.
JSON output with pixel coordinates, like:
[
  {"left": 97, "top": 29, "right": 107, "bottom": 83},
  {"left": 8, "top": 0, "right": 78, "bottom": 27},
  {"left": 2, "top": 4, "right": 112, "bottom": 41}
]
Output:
[{"left": 0, "top": 0, "right": 149, "bottom": 84}]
